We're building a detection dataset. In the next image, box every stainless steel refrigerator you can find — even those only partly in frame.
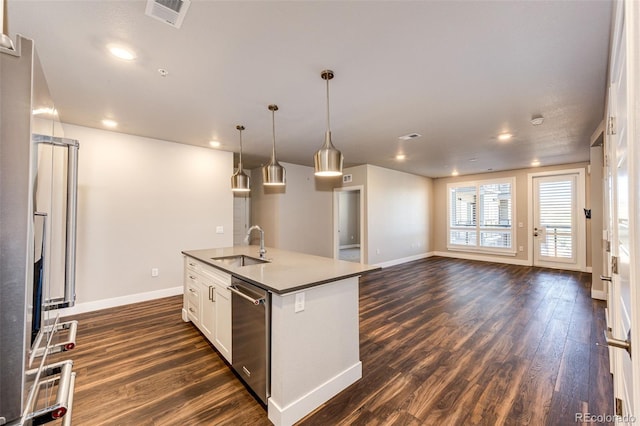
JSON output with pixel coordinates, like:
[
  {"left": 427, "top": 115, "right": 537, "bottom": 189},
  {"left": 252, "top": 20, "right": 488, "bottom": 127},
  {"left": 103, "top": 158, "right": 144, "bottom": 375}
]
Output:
[{"left": 1, "top": 35, "right": 79, "bottom": 426}]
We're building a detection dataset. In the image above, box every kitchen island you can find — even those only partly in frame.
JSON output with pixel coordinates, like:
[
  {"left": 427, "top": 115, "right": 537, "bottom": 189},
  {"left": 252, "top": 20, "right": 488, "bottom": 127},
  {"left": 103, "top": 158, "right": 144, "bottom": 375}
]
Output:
[{"left": 181, "top": 245, "right": 378, "bottom": 426}]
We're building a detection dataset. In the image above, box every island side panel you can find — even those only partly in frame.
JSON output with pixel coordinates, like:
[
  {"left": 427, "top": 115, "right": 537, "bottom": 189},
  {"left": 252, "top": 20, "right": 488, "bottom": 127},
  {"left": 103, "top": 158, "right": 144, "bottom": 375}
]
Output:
[{"left": 268, "top": 276, "right": 362, "bottom": 426}]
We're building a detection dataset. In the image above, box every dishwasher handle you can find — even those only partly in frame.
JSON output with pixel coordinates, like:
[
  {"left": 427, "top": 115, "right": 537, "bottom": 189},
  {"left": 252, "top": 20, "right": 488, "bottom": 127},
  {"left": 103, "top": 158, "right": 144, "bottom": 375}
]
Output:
[{"left": 227, "top": 285, "right": 264, "bottom": 305}]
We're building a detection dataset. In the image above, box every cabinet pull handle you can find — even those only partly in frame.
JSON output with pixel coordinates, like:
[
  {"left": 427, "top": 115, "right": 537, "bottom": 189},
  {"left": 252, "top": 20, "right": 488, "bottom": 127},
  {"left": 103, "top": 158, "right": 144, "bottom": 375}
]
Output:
[
  {"left": 189, "top": 307, "right": 196, "bottom": 313},
  {"left": 189, "top": 275, "right": 196, "bottom": 280},
  {"left": 189, "top": 288, "right": 196, "bottom": 293}
]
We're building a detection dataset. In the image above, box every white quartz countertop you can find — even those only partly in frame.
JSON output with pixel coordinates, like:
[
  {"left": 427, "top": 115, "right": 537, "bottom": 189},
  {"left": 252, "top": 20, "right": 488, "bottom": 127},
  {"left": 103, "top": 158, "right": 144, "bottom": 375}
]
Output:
[{"left": 182, "top": 245, "right": 380, "bottom": 294}]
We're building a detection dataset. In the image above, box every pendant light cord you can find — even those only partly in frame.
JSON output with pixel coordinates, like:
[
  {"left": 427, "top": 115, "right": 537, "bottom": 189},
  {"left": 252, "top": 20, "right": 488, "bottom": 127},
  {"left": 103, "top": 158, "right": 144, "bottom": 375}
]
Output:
[
  {"left": 271, "top": 109, "right": 277, "bottom": 159},
  {"left": 238, "top": 128, "right": 243, "bottom": 169},
  {"left": 326, "top": 77, "right": 331, "bottom": 132}
]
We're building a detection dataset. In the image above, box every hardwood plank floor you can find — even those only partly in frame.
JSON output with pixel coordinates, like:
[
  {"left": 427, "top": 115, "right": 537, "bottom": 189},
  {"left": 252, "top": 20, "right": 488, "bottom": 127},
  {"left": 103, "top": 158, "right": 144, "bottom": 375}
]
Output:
[{"left": 54, "top": 257, "right": 613, "bottom": 425}]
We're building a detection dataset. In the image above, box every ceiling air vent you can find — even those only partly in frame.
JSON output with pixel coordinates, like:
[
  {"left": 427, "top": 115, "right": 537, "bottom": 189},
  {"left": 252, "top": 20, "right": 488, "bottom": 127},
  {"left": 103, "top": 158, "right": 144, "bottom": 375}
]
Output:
[
  {"left": 398, "top": 133, "right": 422, "bottom": 141},
  {"left": 145, "top": 0, "right": 191, "bottom": 29}
]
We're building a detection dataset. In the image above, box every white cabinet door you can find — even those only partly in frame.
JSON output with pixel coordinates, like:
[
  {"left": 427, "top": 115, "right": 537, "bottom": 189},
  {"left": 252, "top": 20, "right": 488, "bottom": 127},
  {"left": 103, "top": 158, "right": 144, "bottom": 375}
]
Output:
[{"left": 214, "top": 284, "right": 232, "bottom": 363}]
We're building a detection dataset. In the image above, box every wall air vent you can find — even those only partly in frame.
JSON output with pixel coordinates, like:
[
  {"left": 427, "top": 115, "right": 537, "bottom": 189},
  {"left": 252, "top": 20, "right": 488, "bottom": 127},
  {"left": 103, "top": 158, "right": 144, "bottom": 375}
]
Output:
[
  {"left": 145, "top": 0, "right": 191, "bottom": 29},
  {"left": 398, "top": 133, "right": 422, "bottom": 140}
]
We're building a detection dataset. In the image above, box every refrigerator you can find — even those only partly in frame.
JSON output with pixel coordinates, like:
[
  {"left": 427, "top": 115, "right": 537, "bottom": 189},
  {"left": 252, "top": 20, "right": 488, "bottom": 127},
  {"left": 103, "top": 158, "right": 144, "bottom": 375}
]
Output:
[{"left": 1, "top": 35, "right": 79, "bottom": 425}]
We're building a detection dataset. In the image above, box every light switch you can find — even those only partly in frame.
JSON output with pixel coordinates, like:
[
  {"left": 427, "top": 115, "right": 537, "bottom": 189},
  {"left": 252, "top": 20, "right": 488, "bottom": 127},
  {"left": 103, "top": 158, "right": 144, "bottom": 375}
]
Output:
[
  {"left": 216, "top": 226, "right": 224, "bottom": 234},
  {"left": 294, "top": 292, "right": 305, "bottom": 313},
  {"left": 518, "top": 222, "right": 524, "bottom": 228}
]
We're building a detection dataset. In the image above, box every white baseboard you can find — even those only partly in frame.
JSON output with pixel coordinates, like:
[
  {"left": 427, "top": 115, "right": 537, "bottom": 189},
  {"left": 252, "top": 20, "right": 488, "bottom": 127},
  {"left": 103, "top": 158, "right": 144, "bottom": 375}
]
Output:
[
  {"left": 339, "top": 244, "right": 361, "bottom": 249},
  {"left": 591, "top": 289, "right": 607, "bottom": 301},
  {"left": 58, "top": 286, "right": 183, "bottom": 317},
  {"left": 433, "top": 251, "right": 531, "bottom": 266},
  {"left": 375, "top": 252, "right": 435, "bottom": 268},
  {"left": 268, "top": 361, "right": 362, "bottom": 426}
]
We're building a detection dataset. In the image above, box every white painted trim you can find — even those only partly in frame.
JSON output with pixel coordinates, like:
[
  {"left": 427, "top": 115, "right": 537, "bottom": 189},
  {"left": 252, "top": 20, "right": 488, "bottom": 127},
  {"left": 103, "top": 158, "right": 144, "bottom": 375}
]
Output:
[
  {"left": 57, "top": 286, "right": 183, "bottom": 317},
  {"left": 586, "top": 266, "right": 593, "bottom": 273},
  {"left": 446, "top": 247, "right": 517, "bottom": 257},
  {"left": 433, "top": 250, "right": 530, "bottom": 267},
  {"left": 374, "top": 252, "right": 434, "bottom": 268},
  {"left": 592, "top": 289, "right": 607, "bottom": 301},
  {"left": 339, "top": 244, "right": 361, "bottom": 249},
  {"left": 268, "top": 361, "right": 362, "bottom": 426},
  {"left": 333, "top": 185, "right": 365, "bottom": 263}
]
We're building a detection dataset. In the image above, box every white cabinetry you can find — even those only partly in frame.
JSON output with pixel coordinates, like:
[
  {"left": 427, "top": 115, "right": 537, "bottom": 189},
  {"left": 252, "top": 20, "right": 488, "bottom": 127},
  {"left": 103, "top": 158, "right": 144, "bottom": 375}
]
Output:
[
  {"left": 214, "top": 284, "right": 232, "bottom": 358},
  {"left": 183, "top": 257, "right": 232, "bottom": 363}
]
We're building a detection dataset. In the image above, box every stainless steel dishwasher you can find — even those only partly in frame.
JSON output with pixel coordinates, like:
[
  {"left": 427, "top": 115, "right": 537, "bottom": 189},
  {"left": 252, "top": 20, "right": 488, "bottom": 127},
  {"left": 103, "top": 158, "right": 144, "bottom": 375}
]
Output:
[{"left": 228, "top": 277, "right": 271, "bottom": 405}]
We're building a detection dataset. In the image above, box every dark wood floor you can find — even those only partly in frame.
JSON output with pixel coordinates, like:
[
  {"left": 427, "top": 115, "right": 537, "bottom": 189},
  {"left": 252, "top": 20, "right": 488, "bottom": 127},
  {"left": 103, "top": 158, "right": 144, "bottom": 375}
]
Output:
[{"left": 55, "top": 257, "right": 613, "bottom": 425}]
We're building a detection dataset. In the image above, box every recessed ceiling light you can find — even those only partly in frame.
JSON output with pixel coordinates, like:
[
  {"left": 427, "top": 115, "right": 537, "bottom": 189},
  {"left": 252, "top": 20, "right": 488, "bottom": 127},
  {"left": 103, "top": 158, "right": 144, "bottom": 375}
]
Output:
[
  {"left": 452, "top": 170, "right": 459, "bottom": 176},
  {"left": 209, "top": 140, "right": 221, "bottom": 148},
  {"left": 468, "top": 158, "right": 478, "bottom": 162},
  {"left": 531, "top": 159, "right": 541, "bottom": 167},
  {"left": 497, "top": 133, "right": 513, "bottom": 142},
  {"left": 102, "top": 119, "right": 118, "bottom": 128},
  {"left": 108, "top": 44, "right": 136, "bottom": 61},
  {"left": 398, "top": 133, "right": 422, "bottom": 141},
  {"left": 395, "top": 154, "right": 406, "bottom": 161},
  {"left": 158, "top": 68, "right": 169, "bottom": 77}
]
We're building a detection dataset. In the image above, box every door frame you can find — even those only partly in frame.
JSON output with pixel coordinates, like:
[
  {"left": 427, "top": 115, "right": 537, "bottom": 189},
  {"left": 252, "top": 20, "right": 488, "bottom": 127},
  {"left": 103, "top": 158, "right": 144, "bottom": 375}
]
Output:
[
  {"left": 607, "top": 0, "right": 640, "bottom": 417},
  {"left": 527, "top": 168, "right": 586, "bottom": 271},
  {"left": 333, "top": 185, "right": 364, "bottom": 263}
]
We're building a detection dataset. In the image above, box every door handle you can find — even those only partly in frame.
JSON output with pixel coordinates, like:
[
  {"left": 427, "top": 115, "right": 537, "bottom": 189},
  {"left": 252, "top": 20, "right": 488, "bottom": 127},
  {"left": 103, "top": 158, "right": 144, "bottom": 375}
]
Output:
[
  {"left": 600, "top": 275, "right": 612, "bottom": 282},
  {"left": 604, "top": 329, "right": 631, "bottom": 356}
]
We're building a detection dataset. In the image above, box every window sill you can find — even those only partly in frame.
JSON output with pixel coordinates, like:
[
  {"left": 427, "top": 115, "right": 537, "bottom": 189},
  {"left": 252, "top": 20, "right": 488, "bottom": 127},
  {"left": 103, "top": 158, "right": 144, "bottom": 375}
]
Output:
[{"left": 446, "top": 246, "right": 517, "bottom": 257}]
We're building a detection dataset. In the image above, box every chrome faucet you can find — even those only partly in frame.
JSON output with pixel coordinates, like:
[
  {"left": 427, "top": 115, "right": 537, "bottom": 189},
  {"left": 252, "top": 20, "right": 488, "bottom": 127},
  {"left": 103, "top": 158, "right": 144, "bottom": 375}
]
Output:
[{"left": 245, "top": 225, "right": 266, "bottom": 259}]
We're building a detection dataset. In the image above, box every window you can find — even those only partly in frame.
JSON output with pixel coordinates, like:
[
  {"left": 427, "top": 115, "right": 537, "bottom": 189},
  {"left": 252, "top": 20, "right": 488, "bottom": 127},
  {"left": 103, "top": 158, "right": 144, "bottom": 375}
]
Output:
[{"left": 447, "top": 178, "right": 515, "bottom": 254}]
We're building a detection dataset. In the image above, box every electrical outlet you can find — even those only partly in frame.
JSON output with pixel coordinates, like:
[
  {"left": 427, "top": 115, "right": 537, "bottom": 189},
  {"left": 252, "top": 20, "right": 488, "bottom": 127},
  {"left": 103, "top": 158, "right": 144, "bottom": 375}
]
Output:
[
  {"left": 519, "top": 246, "right": 524, "bottom": 252},
  {"left": 216, "top": 226, "right": 224, "bottom": 234},
  {"left": 376, "top": 248, "right": 381, "bottom": 255},
  {"left": 294, "top": 292, "right": 305, "bottom": 313},
  {"left": 151, "top": 268, "right": 159, "bottom": 277}
]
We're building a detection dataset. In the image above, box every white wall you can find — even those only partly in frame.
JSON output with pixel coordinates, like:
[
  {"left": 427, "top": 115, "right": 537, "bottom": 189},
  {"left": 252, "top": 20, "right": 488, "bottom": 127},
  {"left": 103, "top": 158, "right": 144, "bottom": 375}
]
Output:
[
  {"left": 60, "top": 124, "right": 233, "bottom": 311},
  {"left": 251, "top": 162, "right": 334, "bottom": 258},
  {"left": 365, "top": 165, "right": 432, "bottom": 265},
  {"left": 338, "top": 191, "right": 360, "bottom": 247}
]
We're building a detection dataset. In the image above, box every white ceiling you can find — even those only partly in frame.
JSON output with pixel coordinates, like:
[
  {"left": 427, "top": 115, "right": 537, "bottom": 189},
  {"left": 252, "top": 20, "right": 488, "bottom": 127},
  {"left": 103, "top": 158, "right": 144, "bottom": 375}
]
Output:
[{"left": 8, "top": 0, "right": 612, "bottom": 178}]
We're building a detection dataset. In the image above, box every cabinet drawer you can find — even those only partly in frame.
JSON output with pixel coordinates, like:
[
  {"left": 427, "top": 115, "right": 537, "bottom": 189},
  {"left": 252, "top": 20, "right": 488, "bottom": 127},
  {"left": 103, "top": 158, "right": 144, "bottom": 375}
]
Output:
[
  {"left": 185, "top": 257, "right": 200, "bottom": 274},
  {"left": 186, "top": 299, "right": 199, "bottom": 322},
  {"left": 186, "top": 282, "right": 199, "bottom": 302},
  {"left": 185, "top": 270, "right": 199, "bottom": 286},
  {"left": 199, "top": 264, "right": 231, "bottom": 286}
]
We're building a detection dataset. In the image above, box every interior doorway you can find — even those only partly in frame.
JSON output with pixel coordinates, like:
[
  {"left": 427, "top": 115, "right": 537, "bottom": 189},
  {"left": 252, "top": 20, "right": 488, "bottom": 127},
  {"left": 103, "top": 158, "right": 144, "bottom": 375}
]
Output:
[
  {"left": 333, "top": 186, "right": 364, "bottom": 263},
  {"left": 233, "top": 194, "right": 250, "bottom": 246}
]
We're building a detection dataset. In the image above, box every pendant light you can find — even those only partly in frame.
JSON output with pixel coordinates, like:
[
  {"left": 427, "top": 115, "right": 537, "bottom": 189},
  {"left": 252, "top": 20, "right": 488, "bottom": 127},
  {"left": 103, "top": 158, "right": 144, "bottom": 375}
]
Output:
[
  {"left": 262, "top": 104, "right": 286, "bottom": 186},
  {"left": 231, "top": 125, "right": 250, "bottom": 192},
  {"left": 314, "top": 69, "right": 344, "bottom": 177}
]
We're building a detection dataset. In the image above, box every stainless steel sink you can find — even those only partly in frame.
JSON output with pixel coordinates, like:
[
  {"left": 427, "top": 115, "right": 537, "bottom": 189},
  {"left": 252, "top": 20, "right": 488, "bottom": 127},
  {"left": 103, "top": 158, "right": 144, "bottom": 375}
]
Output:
[{"left": 211, "top": 255, "right": 269, "bottom": 267}]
